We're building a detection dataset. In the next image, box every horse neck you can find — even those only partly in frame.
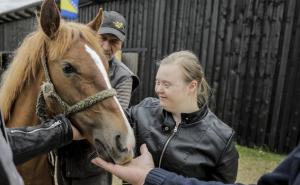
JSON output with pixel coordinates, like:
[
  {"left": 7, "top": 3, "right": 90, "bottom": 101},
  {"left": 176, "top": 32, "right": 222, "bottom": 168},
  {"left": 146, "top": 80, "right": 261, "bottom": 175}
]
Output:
[{"left": 7, "top": 75, "right": 43, "bottom": 128}]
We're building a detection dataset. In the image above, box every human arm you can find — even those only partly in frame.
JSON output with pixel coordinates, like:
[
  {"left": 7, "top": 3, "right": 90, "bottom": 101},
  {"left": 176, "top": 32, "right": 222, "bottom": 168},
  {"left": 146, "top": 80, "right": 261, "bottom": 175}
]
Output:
[
  {"left": 212, "top": 133, "right": 239, "bottom": 183},
  {"left": 7, "top": 114, "right": 80, "bottom": 164},
  {"left": 91, "top": 144, "right": 238, "bottom": 185},
  {"left": 145, "top": 168, "right": 236, "bottom": 185}
]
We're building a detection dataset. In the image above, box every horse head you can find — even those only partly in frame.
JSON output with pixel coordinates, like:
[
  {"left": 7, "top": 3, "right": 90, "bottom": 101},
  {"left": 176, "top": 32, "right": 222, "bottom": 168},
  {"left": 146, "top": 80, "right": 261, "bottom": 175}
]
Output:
[
  {"left": 0, "top": 0, "right": 135, "bottom": 166},
  {"left": 40, "top": 0, "right": 135, "bottom": 164}
]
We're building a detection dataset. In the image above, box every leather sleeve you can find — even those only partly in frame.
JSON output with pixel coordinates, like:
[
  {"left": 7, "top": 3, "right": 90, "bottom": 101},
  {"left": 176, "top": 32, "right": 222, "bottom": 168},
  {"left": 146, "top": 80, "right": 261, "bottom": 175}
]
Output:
[
  {"left": 212, "top": 131, "right": 239, "bottom": 183},
  {"left": 7, "top": 114, "right": 73, "bottom": 165}
]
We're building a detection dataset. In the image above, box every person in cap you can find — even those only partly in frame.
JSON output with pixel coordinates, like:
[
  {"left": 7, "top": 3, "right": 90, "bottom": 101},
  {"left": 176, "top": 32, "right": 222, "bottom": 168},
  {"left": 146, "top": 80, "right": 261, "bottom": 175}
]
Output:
[
  {"left": 56, "top": 11, "right": 139, "bottom": 185},
  {"left": 98, "top": 11, "right": 139, "bottom": 109}
]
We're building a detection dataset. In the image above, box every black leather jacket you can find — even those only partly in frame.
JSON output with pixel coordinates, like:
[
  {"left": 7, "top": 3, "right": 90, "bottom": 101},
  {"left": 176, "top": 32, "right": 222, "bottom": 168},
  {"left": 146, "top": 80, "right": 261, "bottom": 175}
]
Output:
[
  {"left": 0, "top": 113, "right": 73, "bottom": 185},
  {"left": 126, "top": 98, "right": 239, "bottom": 183}
]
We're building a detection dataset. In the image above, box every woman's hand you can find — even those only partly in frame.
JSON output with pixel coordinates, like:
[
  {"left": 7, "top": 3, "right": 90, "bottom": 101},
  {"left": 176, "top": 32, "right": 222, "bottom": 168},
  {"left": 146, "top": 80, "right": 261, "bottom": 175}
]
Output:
[{"left": 91, "top": 144, "right": 154, "bottom": 185}]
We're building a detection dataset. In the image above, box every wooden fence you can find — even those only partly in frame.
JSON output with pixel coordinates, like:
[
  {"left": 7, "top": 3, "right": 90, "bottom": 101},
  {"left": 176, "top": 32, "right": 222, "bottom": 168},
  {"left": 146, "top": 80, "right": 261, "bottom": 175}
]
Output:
[{"left": 0, "top": 0, "right": 299, "bottom": 153}]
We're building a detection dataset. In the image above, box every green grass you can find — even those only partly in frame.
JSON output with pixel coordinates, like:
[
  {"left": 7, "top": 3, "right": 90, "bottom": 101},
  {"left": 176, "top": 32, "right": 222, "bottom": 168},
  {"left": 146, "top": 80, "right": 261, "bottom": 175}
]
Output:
[{"left": 236, "top": 145, "right": 285, "bottom": 184}]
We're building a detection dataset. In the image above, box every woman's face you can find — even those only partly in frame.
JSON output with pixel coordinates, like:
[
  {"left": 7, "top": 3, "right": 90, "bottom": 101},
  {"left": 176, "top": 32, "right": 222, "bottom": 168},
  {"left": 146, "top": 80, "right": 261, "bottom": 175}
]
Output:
[{"left": 155, "top": 64, "right": 195, "bottom": 113}]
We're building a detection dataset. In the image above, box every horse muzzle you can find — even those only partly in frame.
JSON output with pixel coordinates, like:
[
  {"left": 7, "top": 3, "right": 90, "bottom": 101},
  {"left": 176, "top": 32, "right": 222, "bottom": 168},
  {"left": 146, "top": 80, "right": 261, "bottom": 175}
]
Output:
[{"left": 93, "top": 127, "right": 135, "bottom": 164}]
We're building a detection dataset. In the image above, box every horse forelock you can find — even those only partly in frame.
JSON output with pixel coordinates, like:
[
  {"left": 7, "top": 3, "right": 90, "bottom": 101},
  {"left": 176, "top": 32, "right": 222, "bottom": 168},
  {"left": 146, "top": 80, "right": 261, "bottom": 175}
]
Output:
[{"left": 0, "top": 20, "right": 104, "bottom": 121}]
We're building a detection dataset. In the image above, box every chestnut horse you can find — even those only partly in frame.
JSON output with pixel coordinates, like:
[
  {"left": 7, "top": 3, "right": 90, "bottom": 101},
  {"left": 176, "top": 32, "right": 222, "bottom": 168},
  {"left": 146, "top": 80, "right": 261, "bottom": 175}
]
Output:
[{"left": 0, "top": 0, "right": 135, "bottom": 185}]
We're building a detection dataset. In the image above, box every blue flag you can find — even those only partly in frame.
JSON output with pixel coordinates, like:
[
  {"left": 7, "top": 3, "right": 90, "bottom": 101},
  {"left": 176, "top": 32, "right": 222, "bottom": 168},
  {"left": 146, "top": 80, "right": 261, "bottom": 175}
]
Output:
[{"left": 61, "top": 0, "right": 79, "bottom": 20}]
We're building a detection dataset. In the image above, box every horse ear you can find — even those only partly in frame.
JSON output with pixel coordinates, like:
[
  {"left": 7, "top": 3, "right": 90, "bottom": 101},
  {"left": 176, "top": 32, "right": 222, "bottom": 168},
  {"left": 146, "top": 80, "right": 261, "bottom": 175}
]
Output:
[
  {"left": 40, "top": 0, "right": 60, "bottom": 39},
  {"left": 87, "top": 8, "right": 103, "bottom": 31}
]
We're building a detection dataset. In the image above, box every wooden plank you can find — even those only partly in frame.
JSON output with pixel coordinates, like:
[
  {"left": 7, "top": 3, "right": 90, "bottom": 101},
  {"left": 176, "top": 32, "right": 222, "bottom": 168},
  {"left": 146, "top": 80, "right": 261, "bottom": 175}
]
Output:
[
  {"left": 168, "top": 0, "right": 179, "bottom": 52},
  {"left": 133, "top": 0, "right": 139, "bottom": 47},
  {"left": 161, "top": 0, "right": 171, "bottom": 55},
  {"left": 288, "top": 58, "right": 300, "bottom": 152},
  {"left": 115, "top": 0, "right": 120, "bottom": 11},
  {"left": 278, "top": 0, "right": 300, "bottom": 152},
  {"left": 181, "top": 0, "right": 190, "bottom": 49},
  {"left": 186, "top": 0, "right": 197, "bottom": 51},
  {"left": 122, "top": 0, "right": 130, "bottom": 48},
  {"left": 83, "top": 5, "right": 88, "bottom": 23},
  {"left": 130, "top": 0, "right": 136, "bottom": 48},
  {"left": 128, "top": 0, "right": 135, "bottom": 48},
  {"left": 226, "top": 0, "right": 252, "bottom": 143},
  {"left": 102, "top": 0, "right": 108, "bottom": 10},
  {"left": 206, "top": 0, "right": 219, "bottom": 84},
  {"left": 228, "top": 0, "right": 249, "bottom": 145},
  {"left": 156, "top": 0, "right": 166, "bottom": 59},
  {"left": 250, "top": 0, "right": 275, "bottom": 148},
  {"left": 143, "top": 0, "right": 155, "bottom": 97},
  {"left": 111, "top": 0, "right": 116, "bottom": 11},
  {"left": 148, "top": 0, "right": 163, "bottom": 97},
  {"left": 253, "top": 0, "right": 271, "bottom": 147},
  {"left": 90, "top": 4, "right": 94, "bottom": 22},
  {"left": 229, "top": 0, "right": 243, "bottom": 136},
  {"left": 257, "top": 0, "right": 285, "bottom": 150},
  {"left": 136, "top": 0, "right": 144, "bottom": 48},
  {"left": 211, "top": 0, "right": 228, "bottom": 113},
  {"left": 221, "top": 0, "right": 244, "bottom": 126},
  {"left": 216, "top": 0, "right": 235, "bottom": 120},
  {"left": 270, "top": 0, "right": 296, "bottom": 150},
  {"left": 193, "top": 0, "right": 205, "bottom": 56},
  {"left": 119, "top": 0, "right": 125, "bottom": 17},
  {"left": 200, "top": 0, "right": 212, "bottom": 70},
  {"left": 138, "top": 0, "right": 149, "bottom": 100},
  {"left": 174, "top": 0, "right": 185, "bottom": 50}
]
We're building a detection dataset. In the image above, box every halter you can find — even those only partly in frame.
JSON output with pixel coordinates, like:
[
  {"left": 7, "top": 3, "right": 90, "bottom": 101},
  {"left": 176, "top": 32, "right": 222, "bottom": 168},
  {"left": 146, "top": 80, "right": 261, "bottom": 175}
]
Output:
[{"left": 36, "top": 54, "right": 117, "bottom": 121}]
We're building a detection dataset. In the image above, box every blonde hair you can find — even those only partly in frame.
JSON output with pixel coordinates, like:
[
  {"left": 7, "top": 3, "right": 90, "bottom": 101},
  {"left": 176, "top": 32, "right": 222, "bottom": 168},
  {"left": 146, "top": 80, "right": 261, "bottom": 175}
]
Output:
[{"left": 160, "top": 50, "right": 211, "bottom": 107}]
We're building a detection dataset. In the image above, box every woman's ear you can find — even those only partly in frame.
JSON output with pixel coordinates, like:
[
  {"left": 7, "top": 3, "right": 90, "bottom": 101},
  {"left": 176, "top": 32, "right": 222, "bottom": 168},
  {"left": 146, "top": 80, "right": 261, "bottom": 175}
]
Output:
[{"left": 188, "top": 80, "right": 198, "bottom": 93}]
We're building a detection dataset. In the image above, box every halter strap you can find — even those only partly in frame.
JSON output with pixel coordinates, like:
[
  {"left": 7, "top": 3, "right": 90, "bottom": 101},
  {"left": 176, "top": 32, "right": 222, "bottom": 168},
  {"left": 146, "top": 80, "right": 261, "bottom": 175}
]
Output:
[{"left": 36, "top": 55, "right": 116, "bottom": 120}]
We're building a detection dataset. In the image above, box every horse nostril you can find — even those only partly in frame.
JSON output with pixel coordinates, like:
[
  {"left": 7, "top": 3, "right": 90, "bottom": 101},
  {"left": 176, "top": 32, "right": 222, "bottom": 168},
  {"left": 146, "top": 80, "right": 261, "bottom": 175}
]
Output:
[{"left": 116, "top": 135, "right": 128, "bottom": 153}]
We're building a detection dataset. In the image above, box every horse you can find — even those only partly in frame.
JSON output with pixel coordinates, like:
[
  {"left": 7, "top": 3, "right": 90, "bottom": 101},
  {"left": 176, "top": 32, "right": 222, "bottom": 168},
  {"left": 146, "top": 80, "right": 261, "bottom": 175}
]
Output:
[{"left": 0, "top": 0, "right": 135, "bottom": 184}]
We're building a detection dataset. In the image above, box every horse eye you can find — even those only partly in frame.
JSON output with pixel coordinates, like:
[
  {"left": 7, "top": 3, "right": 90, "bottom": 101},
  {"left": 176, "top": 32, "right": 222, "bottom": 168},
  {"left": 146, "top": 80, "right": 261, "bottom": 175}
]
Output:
[{"left": 62, "top": 63, "right": 76, "bottom": 74}]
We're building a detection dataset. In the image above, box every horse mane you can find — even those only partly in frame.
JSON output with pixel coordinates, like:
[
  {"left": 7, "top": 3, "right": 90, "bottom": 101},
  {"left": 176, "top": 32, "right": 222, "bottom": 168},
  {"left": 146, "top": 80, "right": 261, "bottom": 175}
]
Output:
[{"left": 0, "top": 20, "right": 103, "bottom": 120}]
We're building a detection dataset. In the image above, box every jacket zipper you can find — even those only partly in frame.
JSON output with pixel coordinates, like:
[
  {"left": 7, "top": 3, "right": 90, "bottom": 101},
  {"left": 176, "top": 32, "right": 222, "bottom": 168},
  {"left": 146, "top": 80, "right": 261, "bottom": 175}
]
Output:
[
  {"left": 10, "top": 120, "right": 62, "bottom": 134},
  {"left": 158, "top": 123, "right": 180, "bottom": 168}
]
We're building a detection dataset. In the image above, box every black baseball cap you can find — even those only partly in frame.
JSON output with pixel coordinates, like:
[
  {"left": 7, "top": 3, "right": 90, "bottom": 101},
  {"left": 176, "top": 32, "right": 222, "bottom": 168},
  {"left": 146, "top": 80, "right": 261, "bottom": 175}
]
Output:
[{"left": 98, "top": 11, "right": 126, "bottom": 42}]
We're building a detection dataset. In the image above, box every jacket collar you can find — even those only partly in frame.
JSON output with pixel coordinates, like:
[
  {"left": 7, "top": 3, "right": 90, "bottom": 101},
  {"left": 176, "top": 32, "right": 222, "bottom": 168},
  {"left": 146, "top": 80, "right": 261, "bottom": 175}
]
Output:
[{"left": 161, "top": 105, "right": 208, "bottom": 130}]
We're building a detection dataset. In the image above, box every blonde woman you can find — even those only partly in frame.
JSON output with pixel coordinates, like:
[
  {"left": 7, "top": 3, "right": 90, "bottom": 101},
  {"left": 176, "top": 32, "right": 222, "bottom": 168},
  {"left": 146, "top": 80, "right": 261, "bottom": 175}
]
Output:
[{"left": 97, "top": 51, "right": 239, "bottom": 183}]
